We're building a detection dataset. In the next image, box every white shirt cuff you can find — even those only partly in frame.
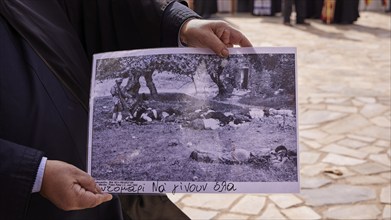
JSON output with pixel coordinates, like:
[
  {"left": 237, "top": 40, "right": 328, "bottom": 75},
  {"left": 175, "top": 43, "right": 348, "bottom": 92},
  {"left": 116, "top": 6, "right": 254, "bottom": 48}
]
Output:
[
  {"left": 178, "top": 37, "right": 187, "bottom": 47},
  {"left": 178, "top": 28, "right": 187, "bottom": 47},
  {"left": 32, "top": 157, "right": 47, "bottom": 193}
]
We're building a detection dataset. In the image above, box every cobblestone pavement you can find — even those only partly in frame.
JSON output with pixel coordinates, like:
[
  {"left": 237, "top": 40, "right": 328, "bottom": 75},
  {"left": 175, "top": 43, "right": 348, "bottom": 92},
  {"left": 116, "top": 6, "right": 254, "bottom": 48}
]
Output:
[{"left": 168, "top": 11, "right": 391, "bottom": 220}]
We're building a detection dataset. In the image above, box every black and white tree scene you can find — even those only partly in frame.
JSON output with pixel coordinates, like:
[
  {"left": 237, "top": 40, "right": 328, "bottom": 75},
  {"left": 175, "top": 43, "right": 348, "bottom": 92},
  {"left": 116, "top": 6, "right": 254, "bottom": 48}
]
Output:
[{"left": 91, "top": 50, "right": 298, "bottom": 183}]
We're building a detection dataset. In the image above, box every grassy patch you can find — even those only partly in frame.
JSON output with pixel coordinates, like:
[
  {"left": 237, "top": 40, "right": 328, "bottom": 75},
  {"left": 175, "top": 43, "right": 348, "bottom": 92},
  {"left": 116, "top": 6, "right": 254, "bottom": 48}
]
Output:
[{"left": 91, "top": 94, "right": 297, "bottom": 182}]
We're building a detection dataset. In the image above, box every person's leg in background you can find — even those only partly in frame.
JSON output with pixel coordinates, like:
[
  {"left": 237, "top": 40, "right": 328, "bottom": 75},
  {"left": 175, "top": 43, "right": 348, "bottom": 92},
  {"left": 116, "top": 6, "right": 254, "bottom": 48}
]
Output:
[
  {"left": 203, "top": 0, "right": 217, "bottom": 19},
  {"left": 193, "top": 0, "right": 205, "bottom": 17},
  {"left": 193, "top": 0, "right": 217, "bottom": 19},
  {"left": 295, "top": 0, "right": 310, "bottom": 24},
  {"left": 283, "top": 0, "right": 293, "bottom": 25}
]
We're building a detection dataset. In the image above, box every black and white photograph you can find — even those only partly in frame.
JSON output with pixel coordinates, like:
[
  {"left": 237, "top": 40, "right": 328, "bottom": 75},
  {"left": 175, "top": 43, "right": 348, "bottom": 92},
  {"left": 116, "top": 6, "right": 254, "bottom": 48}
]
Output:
[{"left": 88, "top": 47, "right": 299, "bottom": 194}]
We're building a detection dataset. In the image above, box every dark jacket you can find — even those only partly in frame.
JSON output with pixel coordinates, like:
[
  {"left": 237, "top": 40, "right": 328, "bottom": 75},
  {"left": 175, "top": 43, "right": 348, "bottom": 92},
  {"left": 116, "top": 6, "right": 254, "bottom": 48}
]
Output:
[{"left": 0, "top": 0, "right": 198, "bottom": 219}]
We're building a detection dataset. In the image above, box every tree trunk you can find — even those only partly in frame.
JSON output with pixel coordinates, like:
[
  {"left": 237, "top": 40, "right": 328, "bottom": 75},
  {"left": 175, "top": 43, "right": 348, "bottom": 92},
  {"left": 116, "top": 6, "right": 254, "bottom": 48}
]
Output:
[
  {"left": 144, "top": 72, "right": 158, "bottom": 98},
  {"left": 125, "top": 73, "right": 141, "bottom": 97},
  {"left": 191, "top": 76, "right": 198, "bottom": 94},
  {"left": 209, "top": 72, "right": 227, "bottom": 97}
]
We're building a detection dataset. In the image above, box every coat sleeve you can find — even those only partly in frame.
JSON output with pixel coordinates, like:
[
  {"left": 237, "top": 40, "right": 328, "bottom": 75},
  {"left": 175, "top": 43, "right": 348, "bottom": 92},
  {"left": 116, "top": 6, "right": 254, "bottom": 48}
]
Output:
[
  {"left": 58, "top": 0, "right": 200, "bottom": 57},
  {"left": 160, "top": 1, "right": 201, "bottom": 46},
  {"left": 0, "top": 139, "right": 44, "bottom": 220},
  {"left": 0, "top": 0, "right": 201, "bottom": 110}
]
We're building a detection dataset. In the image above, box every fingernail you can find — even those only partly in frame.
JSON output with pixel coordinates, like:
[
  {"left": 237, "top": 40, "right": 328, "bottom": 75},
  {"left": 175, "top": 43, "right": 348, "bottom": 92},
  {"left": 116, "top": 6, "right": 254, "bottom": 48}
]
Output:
[{"left": 220, "top": 49, "right": 229, "bottom": 58}]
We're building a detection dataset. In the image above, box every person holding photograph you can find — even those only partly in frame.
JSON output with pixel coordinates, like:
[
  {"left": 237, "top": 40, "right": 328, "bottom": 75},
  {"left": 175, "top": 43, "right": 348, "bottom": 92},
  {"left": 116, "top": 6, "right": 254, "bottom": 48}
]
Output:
[{"left": 0, "top": 0, "right": 252, "bottom": 220}]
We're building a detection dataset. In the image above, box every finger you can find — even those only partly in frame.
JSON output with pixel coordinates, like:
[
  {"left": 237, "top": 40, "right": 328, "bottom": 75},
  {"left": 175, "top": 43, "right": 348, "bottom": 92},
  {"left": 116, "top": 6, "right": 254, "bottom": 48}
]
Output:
[
  {"left": 220, "top": 29, "right": 231, "bottom": 45},
  {"left": 229, "top": 30, "right": 253, "bottom": 47},
  {"left": 232, "top": 32, "right": 253, "bottom": 47},
  {"left": 216, "top": 22, "right": 252, "bottom": 48},
  {"left": 237, "top": 35, "right": 252, "bottom": 47},
  {"left": 202, "top": 33, "right": 229, "bottom": 58}
]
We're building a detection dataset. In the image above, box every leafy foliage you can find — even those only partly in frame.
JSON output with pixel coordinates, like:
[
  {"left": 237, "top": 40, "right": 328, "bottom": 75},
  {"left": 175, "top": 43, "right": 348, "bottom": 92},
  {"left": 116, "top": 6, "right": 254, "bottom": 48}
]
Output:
[{"left": 95, "top": 52, "right": 296, "bottom": 99}]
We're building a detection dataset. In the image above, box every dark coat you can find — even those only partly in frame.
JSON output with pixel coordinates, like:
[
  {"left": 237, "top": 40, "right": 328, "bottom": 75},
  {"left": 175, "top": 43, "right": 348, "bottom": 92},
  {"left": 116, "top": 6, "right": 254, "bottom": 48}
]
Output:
[
  {"left": 333, "top": 0, "right": 360, "bottom": 24},
  {"left": 0, "top": 0, "right": 198, "bottom": 219}
]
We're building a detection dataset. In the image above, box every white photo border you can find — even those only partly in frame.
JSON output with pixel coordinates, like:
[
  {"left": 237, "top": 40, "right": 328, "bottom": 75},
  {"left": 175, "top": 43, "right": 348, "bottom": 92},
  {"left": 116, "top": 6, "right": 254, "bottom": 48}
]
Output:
[{"left": 88, "top": 47, "right": 300, "bottom": 194}]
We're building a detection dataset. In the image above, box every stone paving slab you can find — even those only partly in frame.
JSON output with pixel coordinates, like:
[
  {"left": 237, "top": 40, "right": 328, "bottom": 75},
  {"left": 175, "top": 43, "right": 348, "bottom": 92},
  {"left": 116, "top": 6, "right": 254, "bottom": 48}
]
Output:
[
  {"left": 172, "top": 11, "right": 391, "bottom": 220},
  {"left": 300, "top": 110, "right": 346, "bottom": 125},
  {"left": 356, "top": 126, "right": 391, "bottom": 141},
  {"left": 321, "top": 114, "right": 371, "bottom": 134},
  {"left": 300, "top": 152, "right": 321, "bottom": 164},
  {"left": 381, "top": 172, "right": 391, "bottom": 180},
  {"left": 300, "top": 184, "right": 377, "bottom": 206},
  {"left": 346, "top": 175, "right": 389, "bottom": 185},
  {"left": 257, "top": 204, "right": 286, "bottom": 220},
  {"left": 322, "top": 153, "right": 366, "bottom": 166},
  {"left": 216, "top": 213, "right": 249, "bottom": 220},
  {"left": 229, "top": 195, "right": 266, "bottom": 215},
  {"left": 280, "top": 206, "right": 321, "bottom": 220},
  {"left": 383, "top": 205, "right": 391, "bottom": 220},
  {"left": 300, "top": 176, "right": 332, "bottom": 189},
  {"left": 381, "top": 185, "right": 391, "bottom": 204},
  {"left": 181, "top": 207, "right": 219, "bottom": 220},
  {"left": 361, "top": 146, "right": 385, "bottom": 154},
  {"left": 300, "top": 163, "right": 329, "bottom": 177},
  {"left": 350, "top": 162, "right": 391, "bottom": 175},
  {"left": 321, "top": 143, "right": 368, "bottom": 159},
  {"left": 268, "top": 194, "right": 303, "bottom": 209},
  {"left": 180, "top": 194, "right": 242, "bottom": 210},
  {"left": 369, "top": 154, "right": 391, "bottom": 167},
  {"left": 323, "top": 205, "right": 381, "bottom": 220},
  {"left": 336, "top": 137, "right": 368, "bottom": 149}
]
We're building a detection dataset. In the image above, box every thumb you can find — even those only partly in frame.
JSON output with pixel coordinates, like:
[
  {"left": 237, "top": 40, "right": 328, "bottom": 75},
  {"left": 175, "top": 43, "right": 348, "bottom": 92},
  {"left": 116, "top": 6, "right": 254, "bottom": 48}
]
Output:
[
  {"left": 75, "top": 170, "right": 99, "bottom": 194},
  {"left": 76, "top": 173, "right": 113, "bottom": 206}
]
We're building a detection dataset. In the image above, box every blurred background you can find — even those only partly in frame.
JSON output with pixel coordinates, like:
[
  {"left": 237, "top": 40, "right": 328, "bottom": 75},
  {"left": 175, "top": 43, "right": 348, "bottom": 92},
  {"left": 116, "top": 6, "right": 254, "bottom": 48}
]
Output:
[{"left": 168, "top": 0, "right": 391, "bottom": 219}]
